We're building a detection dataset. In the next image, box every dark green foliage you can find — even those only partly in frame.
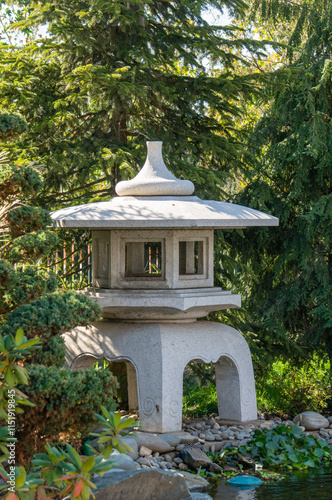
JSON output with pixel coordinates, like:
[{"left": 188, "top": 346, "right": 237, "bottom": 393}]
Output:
[
  {"left": 0, "top": 260, "right": 15, "bottom": 290},
  {"left": 7, "top": 205, "right": 52, "bottom": 238},
  {"left": 16, "top": 365, "right": 118, "bottom": 459},
  {"left": 0, "top": 266, "right": 57, "bottom": 314},
  {"left": 32, "top": 335, "right": 66, "bottom": 366},
  {"left": 1, "top": 290, "right": 101, "bottom": 341},
  {"left": 255, "top": 358, "right": 332, "bottom": 417},
  {"left": 6, "top": 229, "right": 59, "bottom": 263},
  {"left": 183, "top": 357, "right": 331, "bottom": 418},
  {"left": 0, "top": 0, "right": 274, "bottom": 206},
  {"left": 245, "top": 424, "right": 332, "bottom": 469},
  {"left": 0, "top": 111, "right": 27, "bottom": 138},
  {"left": 229, "top": 0, "right": 332, "bottom": 363},
  {"left": 0, "top": 151, "right": 112, "bottom": 464},
  {"left": 183, "top": 384, "right": 218, "bottom": 417},
  {"left": 0, "top": 163, "right": 43, "bottom": 203}
]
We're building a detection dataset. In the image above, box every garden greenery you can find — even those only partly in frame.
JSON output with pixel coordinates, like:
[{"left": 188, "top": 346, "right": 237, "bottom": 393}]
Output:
[{"left": 223, "top": 424, "right": 332, "bottom": 471}]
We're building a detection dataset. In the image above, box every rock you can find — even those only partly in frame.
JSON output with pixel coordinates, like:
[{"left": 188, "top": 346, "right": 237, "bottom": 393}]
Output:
[
  {"left": 174, "top": 457, "right": 183, "bottom": 464},
  {"left": 140, "top": 446, "right": 153, "bottom": 457},
  {"left": 191, "top": 494, "right": 213, "bottom": 500},
  {"left": 180, "top": 445, "right": 217, "bottom": 473},
  {"left": 94, "top": 469, "right": 192, "bottom": 500},
  {"left": 327, "top": 416, "right": 332, "bottom": 425},
  {"left": 169, "top": 470, "right": 209, "bottom": 492},
  {"left": 180, "top": 434, "right": 199, "bottom": 444},
  {"left": 158, "top": 434, "right": 183, "bottom": 447},
  {"left": 131, "top": 432, "right": 174, "bottom": 453},
  {"left": 106, "top": 451, "right": 139, "bottom": 471},
  {"left": 179, "top": 463, "right": 189, "bottom": 471},
  {"left": 136, "top": 457, "right": 151, "bottom": 467},
  {"left": 237, "top": 453, "right": 256, "bottom": 469},
  {"left": 293, "top": 411, "right": 329, "bottom": 431}
]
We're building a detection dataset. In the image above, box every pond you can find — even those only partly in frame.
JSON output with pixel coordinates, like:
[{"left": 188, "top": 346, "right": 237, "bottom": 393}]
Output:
[{"left": 208, "top": 467, "right": 332, "bottom": 499}]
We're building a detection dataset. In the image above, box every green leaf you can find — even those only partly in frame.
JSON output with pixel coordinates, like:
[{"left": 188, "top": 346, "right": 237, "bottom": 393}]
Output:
[
  {"left": 82, "top": 456, "right": 95, "bottom": 473},
  {"left": 15, "top": 329, "right": 24, "bottom": 347}
]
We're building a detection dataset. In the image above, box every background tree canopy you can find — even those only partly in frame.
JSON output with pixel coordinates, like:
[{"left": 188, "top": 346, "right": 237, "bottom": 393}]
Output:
[{"left": 0, "top": 0, "right": 274, "bottom": 206}]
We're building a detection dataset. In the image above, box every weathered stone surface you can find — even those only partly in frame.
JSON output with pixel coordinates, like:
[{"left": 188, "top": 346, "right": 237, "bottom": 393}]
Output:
[
  {"left": 65, "top": 322, "right": 258, "bottom": 433},
  {"left": 168, "top": 470, "right": 209, "bottom": 492},
  {"left": 158, "top": 434, "right": 183, "bottom": 447},
  {"left": 180, "top": 446, "right": 216, "bottom": 472},
  {"left": 93, "top": 469, "right": 192, "bottom": 500},
  {"left": 140, "top": 445, "right": 152, "bottom": 457},
  {"left": 106, "top": 452, "right": 139, "bottom": 471},
  {"left": 179, "top": 434, "right": 199, "bottom": 444},
  {"left": 191, "top": 494, "right": 213, "bottom": 500},
  {"left": 131, "top": 432, "right": 174, "bottom": 453},
  {"left": 293, "top": 412, "right": 329, "bottom": 431}
]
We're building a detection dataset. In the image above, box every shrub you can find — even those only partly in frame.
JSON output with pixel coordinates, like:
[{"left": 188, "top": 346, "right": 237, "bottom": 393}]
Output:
[
  {"left": 16, "top": 366, "right": 118, "bottom": 462},
  {"left": 182, "top": 356, "right": 331, "bottom": 419},
  {"left": 183, "top": 384, "right": 218, "bottom": 417},
  {"left": 256, "top": 357, "right": 331, "bottom": 417}
]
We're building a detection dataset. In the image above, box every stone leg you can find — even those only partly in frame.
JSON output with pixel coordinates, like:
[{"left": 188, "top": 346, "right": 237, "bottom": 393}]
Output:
[
  {"left": 215, "top": 358, "right": 242, "bottom": 420},
  {"left": 126, "top": 362, "right": 138, "bottom": 411}
]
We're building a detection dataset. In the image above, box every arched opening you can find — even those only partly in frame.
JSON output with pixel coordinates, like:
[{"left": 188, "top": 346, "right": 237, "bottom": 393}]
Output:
[
  {"left": 183, "top": 359, "right": 217, "bottom": 417},
  {"left": 183, "top": 356, "right": 242, "bottom": 421},
  {"left": 72, "top": 354, "right": 138, "bottom": 414}
]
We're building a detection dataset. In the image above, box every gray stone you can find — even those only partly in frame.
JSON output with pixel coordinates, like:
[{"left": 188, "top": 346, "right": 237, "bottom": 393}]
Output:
[
  {"left": 131, "top": 432, "right": 174, "bottom": 453},
  {"left": 140, "top": 445, "right": 153, "bottom": 456},
  {"left": 168, "top": 470, "right": 210, "bottom": 492},
  {"left": 136, "top": 457, "right": 151, "bottom": 467},
  {"left": 293, "top": 412, "right": 329, "bottom": 431},
  {"left": 65, "top": 322, "right": 259, "bottom": 434},
  {"left": 116, "top": 142, "right": 195, "bottom": 197},
  {"left": 191, "top": 494, "right": 213, "bottom": 500},
  {"left": 180, "top": 446, "right": 219, "bottom": 473},
  {"left": 158, "top": 434, "right": 183, "bottom": 447},
  {"left": 327, "top": 416, "right": 332, "bottom": 424},
  {"left": 180, "top": 434, "right": 200, "bottom": 444},
  {"left": 93, "top": 469, "right": 192, "bottom": 500},
  {"left": 106, "top": 452, "right": 139, "bottom": 471}
]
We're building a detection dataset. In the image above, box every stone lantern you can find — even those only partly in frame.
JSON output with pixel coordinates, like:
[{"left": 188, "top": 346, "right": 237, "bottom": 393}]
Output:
[{"left": 52, "top": 142, "right": 278, "bottom": 433}]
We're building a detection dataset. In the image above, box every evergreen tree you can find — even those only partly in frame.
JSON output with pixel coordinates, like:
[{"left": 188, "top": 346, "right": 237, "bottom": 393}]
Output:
[
  {"left": 229, "top": 0, "right": 332, "bottom": 364},
  {"left": 0, "top": 144, "right": 118, "bottom": 461},
  {"left": 0, "top": 0, "right": 272, "bottom": 206}
]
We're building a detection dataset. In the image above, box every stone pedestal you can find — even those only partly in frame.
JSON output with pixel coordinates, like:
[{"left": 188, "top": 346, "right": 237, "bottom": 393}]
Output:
[{"left": 63, "top": 321, "right": 257, "bottom": 432}]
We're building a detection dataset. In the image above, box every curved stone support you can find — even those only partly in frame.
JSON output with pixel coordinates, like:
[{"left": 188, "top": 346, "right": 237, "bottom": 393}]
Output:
[{"left": 63, "top": 321, "right": 257, "bottom": 432}]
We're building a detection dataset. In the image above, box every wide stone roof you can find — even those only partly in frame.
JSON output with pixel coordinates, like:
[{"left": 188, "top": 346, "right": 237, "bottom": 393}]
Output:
[{"left": 51, "top": 141, "right": 278, "bottom": 229}]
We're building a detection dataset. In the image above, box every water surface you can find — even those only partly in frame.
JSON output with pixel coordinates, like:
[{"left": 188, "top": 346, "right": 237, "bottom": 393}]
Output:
[{"left": 209, "top": 468, "right": 332, "bottom": 500}]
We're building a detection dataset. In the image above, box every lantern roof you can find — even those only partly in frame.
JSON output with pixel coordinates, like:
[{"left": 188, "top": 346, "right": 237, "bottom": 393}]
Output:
[{"left": 51, "top": 141, "right": 278, "bottom": 229}]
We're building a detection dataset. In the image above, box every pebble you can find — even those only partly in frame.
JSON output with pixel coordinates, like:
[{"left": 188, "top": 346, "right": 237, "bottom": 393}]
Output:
[
  {"left": 139, "top": 446, "right": 152, "bottom": 457},
  {"left": 132, "top": 414, "right": 332, "bottom": 475}
]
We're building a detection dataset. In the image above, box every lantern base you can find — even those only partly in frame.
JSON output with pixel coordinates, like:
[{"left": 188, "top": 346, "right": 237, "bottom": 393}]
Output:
[{"left": 63, "top": 321, "right": 257, "bottom": 433}]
